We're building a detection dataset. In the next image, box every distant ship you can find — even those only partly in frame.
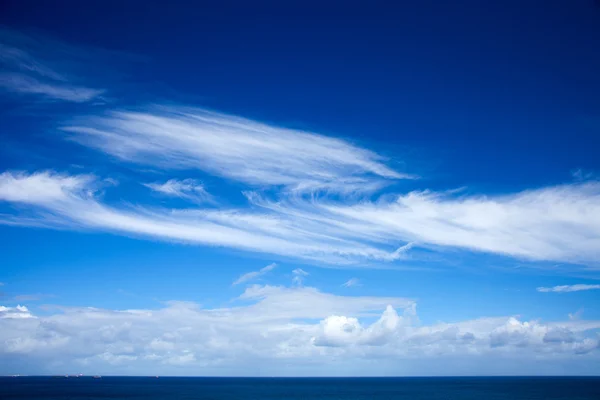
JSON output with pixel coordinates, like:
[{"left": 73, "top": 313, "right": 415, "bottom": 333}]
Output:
[{"left": 93, "top": 375, "right": 102, "bottom": 379}]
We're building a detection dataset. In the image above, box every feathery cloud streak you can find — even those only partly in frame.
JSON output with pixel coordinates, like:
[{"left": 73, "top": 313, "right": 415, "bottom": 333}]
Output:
[
  {"left": 143, "top": 179, "right": 213, "bottom": 204},
  {"left": 233, "top": 263, "right": 277, "bottom": 286},
  {"left": 0, "top": 171, "right": 408, "bottom": 264},
  {"left": 62, "top": 107, "right": 412, "bottom": 192},
  {"left": 538, "top": 284, "right": 600, "bottom": 293},
  {"left": 1, "top": 169, "right": 600, "bottom": 266},
  {"left": 0, "top": 30, "right": 103, "bottom": 102},
  {"left": 343, "top": 278, "right": 361, "bottom": 287}
]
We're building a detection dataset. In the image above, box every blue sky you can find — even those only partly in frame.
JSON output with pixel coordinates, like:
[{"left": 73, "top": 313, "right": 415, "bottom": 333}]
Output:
[{"left": 1, "top": 0, "right": 600, "bottom": 376}]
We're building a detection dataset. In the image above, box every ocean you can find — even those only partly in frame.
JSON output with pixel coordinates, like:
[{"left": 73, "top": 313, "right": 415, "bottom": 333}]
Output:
[{"left": 1, "top": 377, "right": 599, "bottom": 399}]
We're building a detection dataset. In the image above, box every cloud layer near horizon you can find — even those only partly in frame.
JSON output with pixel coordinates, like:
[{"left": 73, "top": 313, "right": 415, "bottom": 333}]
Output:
[{"left": 1, "top": 284, "right": 599, "bottom": 376}]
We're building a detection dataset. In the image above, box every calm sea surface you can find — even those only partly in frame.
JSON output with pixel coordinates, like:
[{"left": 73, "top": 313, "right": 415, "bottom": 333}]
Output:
[{"left": 1, "top": 377, "right": 599, "bottom": 400}]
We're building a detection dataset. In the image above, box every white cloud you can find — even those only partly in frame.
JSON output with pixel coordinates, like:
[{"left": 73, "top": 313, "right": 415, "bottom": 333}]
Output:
[
  {"left": 246, "top": 181, "right": 600, "bottom": 266},
  {"left": 62, "top": 106, "right": 413, "bottom": 192},
  {"left": 233, "top": 263, "right": 277, "bottom": 286},
  {"left": 569, "top": 309, "right": 584, "bottom": 321},
  {"left": 0, "top": 171, "right": 407, "bottom": 264},
  {"left": 143, "top": 179, "right": 213, "bottom": 204},
  {"left": 572, "top": 168, "right": 595, "bottom": 181},
  {"left": 1, "top": 170, "right": 600, "bottom": 268},
  {"left": 0, "top": 31, "right": 103, "bottom": 102},
  {"left": 537, "top": 284, "right": 600, "bottom": 293},
  {"left": 0, "top": 305, "right": 34, "bottom": 319},
  {"left": 0, "top": 73, "right": 103, "bottom": 102},
  {"left": 342, "top": 278, "right": 361, "bottom": 288},
  {"left": 292, "top": 268, "right": 309, "bottom": 285},
  {"left": 0, "top": 285, "right": 598, "bottom": 376}
]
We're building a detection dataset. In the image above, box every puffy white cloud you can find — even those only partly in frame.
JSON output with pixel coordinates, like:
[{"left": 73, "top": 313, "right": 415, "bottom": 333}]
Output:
[
  {"left": 0, "top": 305, "right": 34, "bottom": 319},
  {"left": 537, "top": 284, "right": 600, "bottom": 293},
  {"left": 233, "top": 263, "right": 277, "bottom": 286},
  {"left": 143, "top": 179, "right": 213, "bottom": 204},
  {"left": 0, "top": 286, "right": 598, "bottom": 376}
]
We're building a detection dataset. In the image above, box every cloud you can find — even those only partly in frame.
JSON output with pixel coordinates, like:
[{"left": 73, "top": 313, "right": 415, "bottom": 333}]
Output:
[
  {"left": 0, "top": 285, "right": 598, "bottom": 376},
  {"left": 537, "top": 284, "right": 600, "bottom": 293},
  {"left": 0, "top": 30, "right": 104, "bottom": 102},
  {"left": 572, "top": 168, "right": 595, "bottom": 181},
  {"left": 2, "top": 169, "right": 600, "bottom": 268},
  {"left": 0, "top": 73, "right": 103, "bottom": 102},
  {"left": 233, "top": 263, "right": 277, "bottom": 286},
  {"left": 0, "top": 171, "right": 409, "bottom": 264},
  {"left": 62, "top": 106, "right": 413, "bottom": 192},
  {"left": 292, "top": 268, "right": 309, "bottom": 285},
  {"left": 143, "top": 179, "right": 213, "bottom": 204},
  {"left": 11, "top": 294, "right": 51, "bottom": 302},
  {"left": 569, "top": 309, "right": 584, "bottom": 321},
  {"left": 0, "top": 305, "right": 33, "bottom": 319},
  {"left": 342, "top": 278, "right": 361, "bottom": 288}
]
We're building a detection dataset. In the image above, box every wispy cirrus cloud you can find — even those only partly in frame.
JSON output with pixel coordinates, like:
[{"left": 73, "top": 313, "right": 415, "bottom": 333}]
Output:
[
  {"left": 0, "top": 96, "right": 599, "bottom": 267},
  {"left": 0, "top": 171, "right": 412, "bottom": 264},
  {"left": 11, "top": 294, "right": 52, "bottom": 302},
  {"left": 0, "top": 28, "right": 104, "bottom": 102},
  {"left": 342, "top": 278, "right": 361, "bottom": 287},
  {"left": 143, "top": 179, "right": 213, "bottom": 204},
  {"left": 1, "top": 167, "right": 600, "bottom": 267},
  {"left": 62, "top": 106, "right": 413, "bottom": 192},
  {"left": 233, "top": 263, "right": 277, "bottom": 286},
  {"left": 0, "top": 73, "right": 103, "bottom": 102},
  {"left": 292, "top": 268, "right": 309, "bottom": 285},
  {"left": 537, "top": 284, "right": 600, "bottom": 293}
]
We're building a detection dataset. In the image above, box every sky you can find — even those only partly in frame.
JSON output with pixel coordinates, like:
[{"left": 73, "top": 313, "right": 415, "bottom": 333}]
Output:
[{"left": 0, "top": 0, "right": 600, "bottom": 376}]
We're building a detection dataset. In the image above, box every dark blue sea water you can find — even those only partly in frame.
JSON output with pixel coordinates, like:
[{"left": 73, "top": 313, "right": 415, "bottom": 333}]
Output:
[{"left": 1, "top": 377, "right": 599, "bottom": 400}]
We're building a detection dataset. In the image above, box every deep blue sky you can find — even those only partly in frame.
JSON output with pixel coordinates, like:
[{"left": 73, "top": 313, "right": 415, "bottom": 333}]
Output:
[
  {"left": 3, "top": 0, "right": 600, "bottom": 189},
  {"left": 0, "top": 0, "right": 599, "bottom": 376}
]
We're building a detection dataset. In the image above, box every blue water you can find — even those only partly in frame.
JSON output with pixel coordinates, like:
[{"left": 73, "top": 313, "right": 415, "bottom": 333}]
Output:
[{"left": 1, "top": 377, "right": 599, "bottom": 399}]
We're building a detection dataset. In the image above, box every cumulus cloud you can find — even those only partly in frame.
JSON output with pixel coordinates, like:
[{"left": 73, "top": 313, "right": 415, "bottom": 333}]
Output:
[
  {"left": 233, "top": 263, "right": 277, "bottom": 286},
  {"left": 143, "top": 179, "right": 213, "bottom": 204},
  {"left": 0, "top": 305, "right": 33, "bottom": 319},
  {"left": 0, "top": 285, "right": 598, "bottom": 376},
  {"left": 537, "top": 284, "right": 600, "bottom": 293},
  {"left": 342, "top": 278, "right": 361, "bottom": 288},
  {"left": 0, "top": 30, "right": 103, "bottom": 102}
]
